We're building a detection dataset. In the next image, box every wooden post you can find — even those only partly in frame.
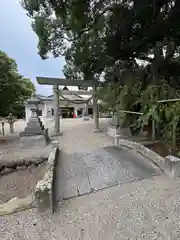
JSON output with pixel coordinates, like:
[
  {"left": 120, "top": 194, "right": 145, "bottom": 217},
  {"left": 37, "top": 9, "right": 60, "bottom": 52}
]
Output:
[
  {"left": 172, "top": 121, "right": 177, "bottom": 153},
  {"left": 2, "top": 122, "right": 4, "bottom": 136},
  {"left": 152, "top": 119, "right": 155, "bottom": 141},
  {"left": 53, "top": 84, "right": 60, "bottom": 134},
  {"left": 92, "top": 86, "right": 100, "bottom": 132}
]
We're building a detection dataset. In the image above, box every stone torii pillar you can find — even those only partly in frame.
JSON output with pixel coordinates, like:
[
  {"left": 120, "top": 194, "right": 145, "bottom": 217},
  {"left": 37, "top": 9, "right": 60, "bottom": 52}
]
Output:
[
  {"left": 53, "top": 84, "right": 61, "bottom": 135},
  {"left": 92, "top": 86, "right": 100, "bottom": 132},
  {"left": 83, "top": 103, "right": 90, "bottom": 121}
]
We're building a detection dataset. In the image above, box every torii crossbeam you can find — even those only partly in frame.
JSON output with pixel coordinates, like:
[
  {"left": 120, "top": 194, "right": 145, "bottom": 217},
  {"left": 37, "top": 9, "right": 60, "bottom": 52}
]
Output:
[{"left": 36, "top": 77, "right": 100, "bottom": 135}]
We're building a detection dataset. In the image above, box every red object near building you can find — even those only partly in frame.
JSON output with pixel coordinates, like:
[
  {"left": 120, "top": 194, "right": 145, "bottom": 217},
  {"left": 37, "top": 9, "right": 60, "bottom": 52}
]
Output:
[{"left": 73, "top": 113, "right": 76, "bottom": 118}]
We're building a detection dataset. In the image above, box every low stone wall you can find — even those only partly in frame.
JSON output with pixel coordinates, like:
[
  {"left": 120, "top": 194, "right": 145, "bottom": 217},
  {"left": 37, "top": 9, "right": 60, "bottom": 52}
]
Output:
[
  {"left": 115, "top": 136, "right": 166, "bottom": 171},
  {"left": 35, "top": 141, "right": 59, "bottom": 213},
  {"left": 115, "top": 136, "right": 180, "bottom": 178}
]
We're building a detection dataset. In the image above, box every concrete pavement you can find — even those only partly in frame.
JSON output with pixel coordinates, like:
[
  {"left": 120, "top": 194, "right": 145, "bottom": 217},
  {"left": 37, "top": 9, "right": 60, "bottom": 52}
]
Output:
[{"left": 55, "top": 146, "right": 161, "bottom": 201}]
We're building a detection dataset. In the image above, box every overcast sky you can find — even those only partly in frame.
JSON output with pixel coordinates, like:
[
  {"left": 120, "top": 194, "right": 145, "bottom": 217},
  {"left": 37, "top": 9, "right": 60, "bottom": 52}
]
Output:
[{"left": 0, "top": 0, "right": 72, "bottom": 95}]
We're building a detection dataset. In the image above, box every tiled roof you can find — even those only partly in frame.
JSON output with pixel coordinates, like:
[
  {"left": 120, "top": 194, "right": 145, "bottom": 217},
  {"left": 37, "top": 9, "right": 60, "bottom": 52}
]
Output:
[
  {"left": 26, "top": 93, "right": 85, "bottom": 102},
  {"left": 47, "top": 93, "right": 83, "bottom": 101}
]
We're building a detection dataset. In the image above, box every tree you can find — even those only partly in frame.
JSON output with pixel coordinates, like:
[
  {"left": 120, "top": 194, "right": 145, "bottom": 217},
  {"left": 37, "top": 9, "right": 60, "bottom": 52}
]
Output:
[
  {"left": 21, "top": 0, "right": 111, "bottom": 80},
  {"left": 0, "top": 50, "right": 35, "bottom": 117},
  {"left": 21, "top": 0, "right": 180, "bottom": 151}
]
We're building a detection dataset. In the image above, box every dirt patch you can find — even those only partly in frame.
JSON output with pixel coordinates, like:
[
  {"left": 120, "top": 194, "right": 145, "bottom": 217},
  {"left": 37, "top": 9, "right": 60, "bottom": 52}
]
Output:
[{"left": 0, "top": 162, "right": 47, "bottom": 203}]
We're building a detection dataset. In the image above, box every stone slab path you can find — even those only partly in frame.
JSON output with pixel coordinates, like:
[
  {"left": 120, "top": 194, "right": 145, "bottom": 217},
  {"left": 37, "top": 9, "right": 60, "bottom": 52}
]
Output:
[{"left": 55, "top": 119, "right": 161, "bottom": 201}]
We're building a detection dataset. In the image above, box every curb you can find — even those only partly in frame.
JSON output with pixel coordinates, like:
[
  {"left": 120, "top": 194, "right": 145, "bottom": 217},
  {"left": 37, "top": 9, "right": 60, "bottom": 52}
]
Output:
[
  {"left": 115, "top": 136, "right": 166, "bottom": 171},
  {"left": 115, "top": 136, "right": 180, "bottom": 178},
  {"left": 35, "top": 141, "right": 59, "bottom": 213}
]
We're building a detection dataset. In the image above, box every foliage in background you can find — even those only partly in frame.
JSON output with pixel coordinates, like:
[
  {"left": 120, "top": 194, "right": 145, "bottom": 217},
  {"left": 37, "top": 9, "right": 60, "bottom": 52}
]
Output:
[
  {"left": 21, "top": 0, "right": 180, "bottom": 87},
  {"left": 0, "top": 50, "right": 35, "bottom": 117},
  {"left": 21, "top": 0, "right": 180, "bottom": 149}
]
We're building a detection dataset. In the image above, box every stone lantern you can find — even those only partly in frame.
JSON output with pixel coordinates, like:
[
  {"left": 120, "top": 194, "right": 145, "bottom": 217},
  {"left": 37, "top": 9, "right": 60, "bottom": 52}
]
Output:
[
  {"left": 19, "top": 94, "right": 49, "bottom": 148},
  {"left": 6, "top": 113, "right": 16, "bottom": 133},
  {"left": 28, "top": 94, "right": 41, "bottom": 117}
]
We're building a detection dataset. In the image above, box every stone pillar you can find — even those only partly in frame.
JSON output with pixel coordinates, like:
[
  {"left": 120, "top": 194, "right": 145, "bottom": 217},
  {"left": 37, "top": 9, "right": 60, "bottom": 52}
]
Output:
[
  {"left": 43, "top": 103, "right": 47, "bottom": 118},
  {"left": 84, "top": 104, "right": 88, "bottom": 115},
  {"left": 83, "top": 103, "right": 90, "bottom": 121},
  {"left": 53, "top": 84, "right": 60, "bottom": 135},
  {"left": 92, "top": 85, "right": 100, "bottom": 132},
  {"left": 25, "top": 104, "right": 28, "bottom": 122}
]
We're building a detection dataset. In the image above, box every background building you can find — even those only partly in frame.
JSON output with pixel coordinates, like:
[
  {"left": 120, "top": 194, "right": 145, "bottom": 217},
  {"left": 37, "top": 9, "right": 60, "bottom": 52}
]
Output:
[{"left": 25, "top": 87, "right": 93, "bottom": 121}]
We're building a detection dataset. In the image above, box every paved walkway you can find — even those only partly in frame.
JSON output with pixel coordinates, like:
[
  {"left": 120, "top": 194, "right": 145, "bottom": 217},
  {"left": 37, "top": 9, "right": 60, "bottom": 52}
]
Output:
[
  {"left": 56, "top": 147, "right": 161, "bottom": 201},
  {"left": 54, "top": 118, "right": 161, "bottom": 202},
  {"left": 0, "top": 119, "right": 179, "bottom": 240}
]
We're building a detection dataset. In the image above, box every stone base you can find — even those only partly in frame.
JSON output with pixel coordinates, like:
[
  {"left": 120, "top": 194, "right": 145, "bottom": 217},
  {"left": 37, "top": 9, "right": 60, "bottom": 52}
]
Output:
[
  {"left": 19, "top": 114, "right": 46, "bottom": 137},
  {"left": 83, "top": 116, "right": 90, "bottom": 121},
  {"left": 93, "top": 128, "right": 101, "bottom": 133},
  {"left": 51, "top": 132, "right": 63, "bottom": 137},
  {"left": 20, "top": 135, "right": 47, "bottom": 148}
]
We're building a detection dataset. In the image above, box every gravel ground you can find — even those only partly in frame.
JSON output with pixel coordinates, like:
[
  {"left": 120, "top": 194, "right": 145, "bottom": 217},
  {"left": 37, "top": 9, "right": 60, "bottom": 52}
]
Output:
[
  {"left": 58, "top": 118, "right": 112, "bottom": 154},
  {"left": 0, "top": 119, "right": 55, "bottom": 204},
  {"left": 0, "top": 163, "right": 47, "bottom": 203},
  {"left": 1, "top": 119, "right": 178, "bottom": 239},
  {"left": 0, "top": 141, "right": 51, "bottom": 163},
  {"left": 0, "top": 118, "right": 99, "bottom": 204},
  {"left": 0, "top": 175, "right": 179, "bottom": 240}
]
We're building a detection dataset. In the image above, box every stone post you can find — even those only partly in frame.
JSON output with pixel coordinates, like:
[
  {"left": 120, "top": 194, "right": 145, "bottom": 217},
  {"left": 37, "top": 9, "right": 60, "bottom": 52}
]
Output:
[
  {"left": 83, "top": 103, "right": 90, "bottom": 121},
  {"left": 10, "top": 123, "right": 14, "bottom": 134},
  {"left": 43, "top": 103, "right": 47, "bottom": 118},
  {"left": 92, "top": 86, "right": 100, "bottom": 132},
  {"left": 53, "top": 84, "right": 60, "bottom": 134},
  {"left": 84, "top": 103, "right": 88, "bottom": 115}
]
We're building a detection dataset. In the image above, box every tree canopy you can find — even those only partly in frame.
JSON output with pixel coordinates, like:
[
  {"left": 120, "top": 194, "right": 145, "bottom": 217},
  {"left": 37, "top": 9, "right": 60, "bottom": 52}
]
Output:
[
  {"left": 21, "top": 0, "right": 180, "bottom": 149},
  {"left": 0, "top": 50, "right": 35, "bottom": 117},
  {"left": 21, "top": 0, "right": 180, "bottom": 85}
]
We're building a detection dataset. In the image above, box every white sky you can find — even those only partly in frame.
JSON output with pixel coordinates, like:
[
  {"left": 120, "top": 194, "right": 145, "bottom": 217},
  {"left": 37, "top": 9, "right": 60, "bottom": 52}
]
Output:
[{"left": 0, "top": 0, "right": 77, "bottom": 96}]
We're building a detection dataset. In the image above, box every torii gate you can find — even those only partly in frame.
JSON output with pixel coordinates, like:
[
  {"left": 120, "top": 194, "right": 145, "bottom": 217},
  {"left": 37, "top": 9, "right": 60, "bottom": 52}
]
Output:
[{"left": 36, "top": 77, "right": 100, "bottom": 134}]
